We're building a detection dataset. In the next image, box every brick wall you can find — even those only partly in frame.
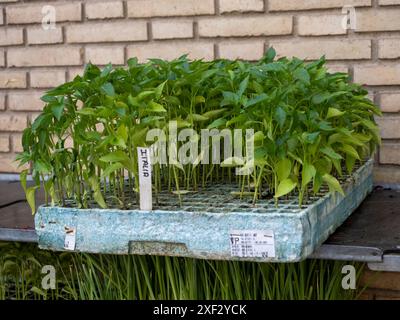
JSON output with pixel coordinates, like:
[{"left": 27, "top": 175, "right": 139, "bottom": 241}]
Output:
[
  {"left": 0, "top": 0, "right": 399, "bottom": 183},
  {"left": 359, "top": 269, "right": 400, "bottom": 300}
]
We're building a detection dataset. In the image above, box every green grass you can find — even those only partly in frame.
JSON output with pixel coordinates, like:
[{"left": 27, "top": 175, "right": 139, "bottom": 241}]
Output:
[{"left": 0, "top": 242, "right": 364, "bottom": 300}]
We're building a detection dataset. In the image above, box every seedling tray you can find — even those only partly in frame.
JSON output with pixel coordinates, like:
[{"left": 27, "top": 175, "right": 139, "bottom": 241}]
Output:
[{"left": 35, "top": 159, "right": 373, "bottom": 262}]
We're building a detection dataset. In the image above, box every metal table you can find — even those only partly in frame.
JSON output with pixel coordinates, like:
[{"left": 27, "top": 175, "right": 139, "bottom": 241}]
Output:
[{"left": 1, "top": 181, "right": 399, "bottom": 271}]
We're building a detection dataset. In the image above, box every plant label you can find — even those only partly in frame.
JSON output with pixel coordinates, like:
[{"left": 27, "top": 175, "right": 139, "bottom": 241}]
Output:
[
  {"left": 137, "top": 147, "right": 152, "bottom": 211},
  {"left": 230, "top": 230, "right": 275, "bottom": 258},
  {"left": 64, "top": 228, "right": 76, "bottom": 251}
]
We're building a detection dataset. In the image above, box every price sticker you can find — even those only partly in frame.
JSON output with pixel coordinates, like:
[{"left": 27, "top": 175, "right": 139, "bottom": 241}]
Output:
[
  {"left": 230, "top": 230, "right": 275, "bottom": 258},
  {"left": 64, "top": 228, "right": 76, "bottom": 251}
]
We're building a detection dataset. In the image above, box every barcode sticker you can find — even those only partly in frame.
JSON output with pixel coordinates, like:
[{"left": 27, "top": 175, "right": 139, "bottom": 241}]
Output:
[
  {"left": 137, "top": 147, "right": 152, "bottom": 211},
  {"left": 64, "top": 228, "right": 76, "bottom": 251},
  {"left": 230, "top": 230, "right": 275, "bottom": 258}
]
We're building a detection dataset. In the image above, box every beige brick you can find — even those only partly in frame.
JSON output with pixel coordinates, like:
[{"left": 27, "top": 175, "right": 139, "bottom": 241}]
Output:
[
  {"left": 380, "top": 143, "right": 400, "bottom": 165},
  {"left": 127, "top": 0, "right": 214, "bottom": 17},
  {"left": 152, "top": 20, "right": 193, "bottom": 40},
  {"left": 271, "top": 39, "right": 371, "bottom": 60},
  {"left": 0, "top": 113, "right": 27, "bottom": 131},
  {"left": 379, "top": 0, "right": 400, "bottom": 4},
  {"left": 379, "top": 39, "right": 400, "bottom": 59},
  {"left": 0, "top": 0, "right": 19, "bottom": 3},
  {"left": 354, "top": 65, "right": 400, "bottom": 85},
  {"left": 298, "top": 15, "right": 346, "bottom": 36},
  {"left": 356, "top": 10, "right": 400, "bottom": 32},
  {"left": 0, "top": 50, "right": 4, "bottom": 67},
  {"left": 64, "top": 136, "right": 74, "bottom": 149},
  {"left": 199, "top": 16, "right": 292, "bottom": 37},
  {"left": 376, "top": 293, "right": 400, "bottom": 300},
  {"left": 95, "top": 123, "right": 104, "bottom": 133},
  {"left": 29, "top": 112, "right": 41, "bottom": 124},
  {"left": 85, "top": 46, "right": 125, "bottom": 65},
  {"left": 0, "top": 134, "right": 9, "bottom": 152},
  {"left": 373, "top": 165, "right": 400, "bottom": 184},
  {"left": 30, "top": 70, "right": 66, "bottom": 88},
  {"left": 0, "top": 28, "right": 23, "bottom": 46},
  {"left": 8, "top": 92, "right": 45, "bottom": 111},
  {"left": 357, "top": 291, "right": 373, "bottom": 300},
  {"left": 8, "top": 47, "right": 82, "bottom": 67},
  {"left": 127, "top": 42, "right": 214, "bottom": 63},
  {"left": 0, "top": 71, "right": 26, "bottom": 88},
  {"left": 0, "top": 9, "right": 3, "bottom": 25},
  {"left": 86, "top": 1, "right": 124, "bottom": 19},
  {"left": 269, "top": 0, "right": 371, "bottom": 11},
  {"left": 380, "top": 92, "right": 400, "bottom": 112},
  {"left": 367, "top": 91, "right": 375, "bottom": 102},
  {"left": 11, "top": 133, "right": 23, "bottom": 153},
  {"left": 0, "top": 153, "right": 27, "bottom": 173},
  {"left": 219, "top": 40, "right": 264, "bottom": 61},
  {"left": 325, "top": 64, "right": 349, "bottom": 74},
  {"left": 0, "top": 93, "right": 5, "bottom": 110},
  {"left": 68, "top": 67, "right": 83, "bottom": 81},
  {"left": 220, "top": 0, "right": 264, "bottom": 13},
  {"left": 375, "top": 116, "right": 400, "bottom": 139},
  {"left": 27, "top": 27, "right": 63, "bottom": 45},
  {"left": 66, "top": 21, "right": 147, "bottom": 43},
  {"left": 7, "top": 2, "right": 81, "bottom": 24},
  {"left": 360, "top": 270, "right": 400, "bottom": 291}
]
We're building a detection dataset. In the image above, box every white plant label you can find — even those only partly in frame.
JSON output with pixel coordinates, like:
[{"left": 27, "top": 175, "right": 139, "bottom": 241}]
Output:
[
  {"left": 137, "top": 147, "right": 152, "bottom": 211},
  {"left": 64, "top": 228, "right": 76, "bottom": 251},
  {"left": 230, "top": 230, "right": 275, "bottom": 258}
]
